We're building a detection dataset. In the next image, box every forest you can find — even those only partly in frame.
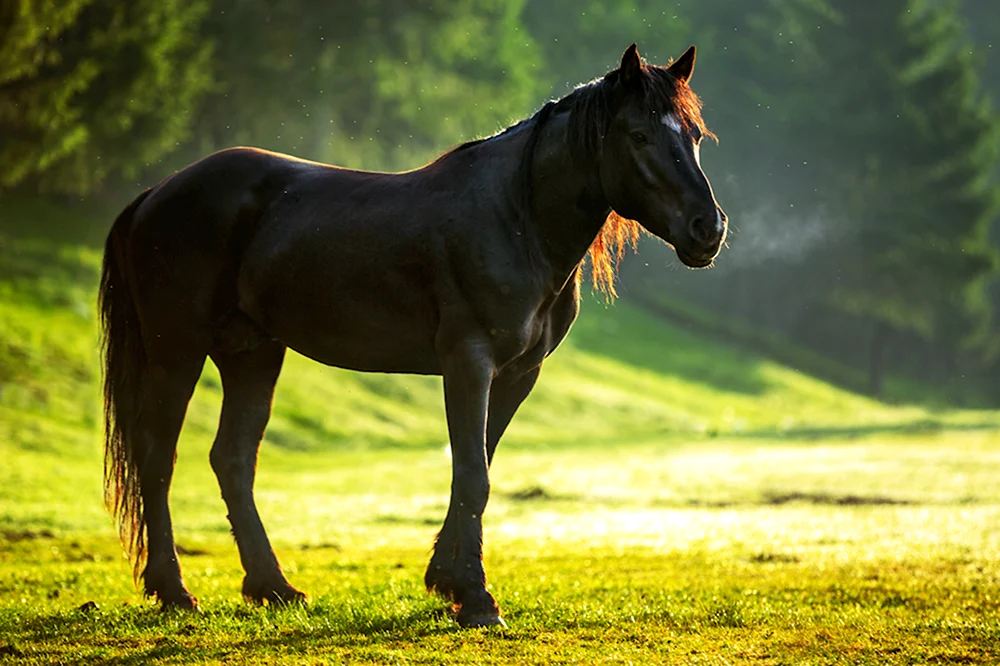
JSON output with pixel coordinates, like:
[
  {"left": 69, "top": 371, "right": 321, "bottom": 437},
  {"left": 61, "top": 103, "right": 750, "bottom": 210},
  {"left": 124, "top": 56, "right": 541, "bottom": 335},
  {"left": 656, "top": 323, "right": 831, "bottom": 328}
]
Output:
[{"left": 2, "top": 0, "right": 998, "bottom": 397}]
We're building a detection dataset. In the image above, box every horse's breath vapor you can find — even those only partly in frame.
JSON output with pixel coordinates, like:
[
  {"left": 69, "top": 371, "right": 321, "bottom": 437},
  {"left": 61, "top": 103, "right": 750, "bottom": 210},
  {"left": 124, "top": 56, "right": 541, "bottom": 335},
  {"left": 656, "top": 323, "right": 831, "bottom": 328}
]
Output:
[
  {"left": 99, "top": 44, "right": 726, "bottom": 628},
  {"left": 725, "top": 207, "right": 830, "bottom": 270}
]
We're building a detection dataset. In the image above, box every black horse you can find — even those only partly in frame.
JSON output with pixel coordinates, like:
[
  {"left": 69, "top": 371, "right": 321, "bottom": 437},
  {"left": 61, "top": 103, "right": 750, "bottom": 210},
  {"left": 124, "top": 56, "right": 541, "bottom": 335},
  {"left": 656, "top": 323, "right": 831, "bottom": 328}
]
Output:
[{"left": 100, "top": 44, "right": 726, "bottom": 628}]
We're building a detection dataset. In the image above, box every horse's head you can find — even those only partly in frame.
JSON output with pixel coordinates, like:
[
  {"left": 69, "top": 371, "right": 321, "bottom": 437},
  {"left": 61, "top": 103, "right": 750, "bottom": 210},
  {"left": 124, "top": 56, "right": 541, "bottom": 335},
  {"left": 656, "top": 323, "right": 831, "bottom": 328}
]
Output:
[{"left": 599, "top": 44, "right": 727, "bottom": 268}]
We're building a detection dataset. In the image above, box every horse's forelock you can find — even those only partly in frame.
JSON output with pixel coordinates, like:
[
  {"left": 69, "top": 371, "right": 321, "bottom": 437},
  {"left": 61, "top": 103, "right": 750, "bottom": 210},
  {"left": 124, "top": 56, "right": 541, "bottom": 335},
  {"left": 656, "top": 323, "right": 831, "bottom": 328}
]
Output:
[{"left": 645, "top": 66, "right": 715, "bottom": 141}]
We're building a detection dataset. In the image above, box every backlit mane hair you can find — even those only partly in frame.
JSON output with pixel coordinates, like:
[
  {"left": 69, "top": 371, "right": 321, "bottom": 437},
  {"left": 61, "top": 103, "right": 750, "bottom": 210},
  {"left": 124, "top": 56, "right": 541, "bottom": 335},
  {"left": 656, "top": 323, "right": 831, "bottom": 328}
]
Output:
[{"left": 448, "top": 53, "right": 713, "bottom": 299}]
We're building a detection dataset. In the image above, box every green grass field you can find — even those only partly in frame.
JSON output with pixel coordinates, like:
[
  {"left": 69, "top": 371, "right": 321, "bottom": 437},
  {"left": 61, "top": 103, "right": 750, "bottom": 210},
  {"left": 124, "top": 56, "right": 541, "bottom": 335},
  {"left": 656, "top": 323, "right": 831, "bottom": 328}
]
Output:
[{"left": 3, "top": 233, "right": 1000, "bottom": 663}]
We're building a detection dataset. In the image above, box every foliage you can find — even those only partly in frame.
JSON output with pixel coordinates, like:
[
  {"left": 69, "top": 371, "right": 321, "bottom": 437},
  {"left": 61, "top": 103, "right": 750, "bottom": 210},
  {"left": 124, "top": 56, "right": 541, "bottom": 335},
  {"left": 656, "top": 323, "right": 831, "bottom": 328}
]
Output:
[
  {"left": 961, "top": 0, "right": 1000, "bottom": 94},
  {"left": 0, "top": 0, "right": 213, "bottom": 194},
  {"left": 523, "top": 0, "right": 695, "bottom": 95},
  {"left": 823, "top": 2, "right": 997, "bottom": 345},
  {"left": 186, "top": 0, "right": 543, "bottom": 171}
]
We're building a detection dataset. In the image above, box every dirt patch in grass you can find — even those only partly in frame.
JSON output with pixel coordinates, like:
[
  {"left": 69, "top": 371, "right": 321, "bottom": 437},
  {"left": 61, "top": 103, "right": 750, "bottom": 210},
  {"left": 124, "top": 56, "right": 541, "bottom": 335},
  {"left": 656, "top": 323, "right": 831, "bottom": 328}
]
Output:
[{"left": 762, "top": 491, "right": 913, "bottom": 506}]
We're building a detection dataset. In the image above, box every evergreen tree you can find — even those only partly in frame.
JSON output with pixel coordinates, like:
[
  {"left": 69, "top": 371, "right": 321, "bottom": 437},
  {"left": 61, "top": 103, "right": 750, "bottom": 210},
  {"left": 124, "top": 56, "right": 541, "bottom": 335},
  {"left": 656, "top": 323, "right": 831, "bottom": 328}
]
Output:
[
  {"left": 0, "top": 0, "right": 212, "bottom": 194},
  {"left": 960, "top": 0, "right": 1000, "bottom": 96},
  {"left": 193, "top": 0, "right": 543, "bottom": 171},
  {"left": 755, "top": 0, "right": 999, "bottom": 393}
]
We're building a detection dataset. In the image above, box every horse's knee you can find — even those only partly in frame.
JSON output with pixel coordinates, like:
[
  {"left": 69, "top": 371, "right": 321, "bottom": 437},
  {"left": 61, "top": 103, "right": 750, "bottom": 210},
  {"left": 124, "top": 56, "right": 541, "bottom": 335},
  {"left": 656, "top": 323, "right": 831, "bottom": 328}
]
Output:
[
  {"left": 209, "top": 444, "right": 252, "bottom": 495},
  {"left": 453, "top": 465, "right": 490, "bottom": 515},
  {"left": 208, "top": 443, "right": 237, "bottom": 478}
]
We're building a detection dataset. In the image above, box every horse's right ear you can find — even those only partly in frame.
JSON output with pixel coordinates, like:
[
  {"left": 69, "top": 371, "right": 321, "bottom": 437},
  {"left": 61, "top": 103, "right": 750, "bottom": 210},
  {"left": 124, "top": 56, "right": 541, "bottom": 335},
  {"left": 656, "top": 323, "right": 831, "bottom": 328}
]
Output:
[{"left": 619, "top": 44, "right": 642, "bottom": 86}]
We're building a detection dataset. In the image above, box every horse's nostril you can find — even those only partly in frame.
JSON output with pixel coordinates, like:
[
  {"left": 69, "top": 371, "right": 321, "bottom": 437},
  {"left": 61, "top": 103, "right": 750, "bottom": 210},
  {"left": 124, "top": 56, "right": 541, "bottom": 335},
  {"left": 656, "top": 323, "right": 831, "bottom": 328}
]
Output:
[
  {"left": 688, "top": 215, "right": 712, "bottom": 244},
  {"left": 688, "top": 212, "right": 724, "bottom": 245}
]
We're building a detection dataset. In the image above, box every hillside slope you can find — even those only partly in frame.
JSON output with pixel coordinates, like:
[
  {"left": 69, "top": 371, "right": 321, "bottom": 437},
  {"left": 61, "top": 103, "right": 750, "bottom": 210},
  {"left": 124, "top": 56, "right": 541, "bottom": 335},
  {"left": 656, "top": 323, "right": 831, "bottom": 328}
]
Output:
[{"left": 3, "top": 234, "right": 997, "bottom": 467}]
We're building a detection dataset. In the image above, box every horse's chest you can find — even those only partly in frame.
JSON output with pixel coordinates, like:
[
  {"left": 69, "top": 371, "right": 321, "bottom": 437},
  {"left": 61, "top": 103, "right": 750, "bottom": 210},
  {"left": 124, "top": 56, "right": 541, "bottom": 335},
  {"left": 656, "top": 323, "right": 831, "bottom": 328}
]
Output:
[{"left": 491, "top": 290, "right": 579, "bottom": 374}]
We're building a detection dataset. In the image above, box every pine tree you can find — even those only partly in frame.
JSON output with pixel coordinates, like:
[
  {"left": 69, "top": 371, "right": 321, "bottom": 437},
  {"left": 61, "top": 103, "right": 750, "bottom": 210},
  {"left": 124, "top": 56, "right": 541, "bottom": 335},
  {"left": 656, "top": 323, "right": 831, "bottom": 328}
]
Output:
[
  {"left": 749, "top": 0, "right": 998, "bottom": 394},
  {"left": 523, "top": 0, "right": 695, "bottom": 96},
  {"left": 0, "top": 0, "right": 212, "bottom": 194},
  {"left": 960, "top": 0, "right": 1000, "bottom": 96},
  {"left": 192, "top": 0, "right": 544, "bottom": 171}
]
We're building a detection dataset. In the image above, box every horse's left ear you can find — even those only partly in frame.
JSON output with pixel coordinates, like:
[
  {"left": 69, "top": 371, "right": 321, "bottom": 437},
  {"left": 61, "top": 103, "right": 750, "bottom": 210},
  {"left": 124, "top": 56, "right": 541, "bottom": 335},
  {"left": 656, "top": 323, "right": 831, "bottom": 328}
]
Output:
[
  {"left": 668, "top": 45, "right": 696, "bottom": 84},
  {"left": 619, "top": 43, "right": 642, "bottom": 86}
]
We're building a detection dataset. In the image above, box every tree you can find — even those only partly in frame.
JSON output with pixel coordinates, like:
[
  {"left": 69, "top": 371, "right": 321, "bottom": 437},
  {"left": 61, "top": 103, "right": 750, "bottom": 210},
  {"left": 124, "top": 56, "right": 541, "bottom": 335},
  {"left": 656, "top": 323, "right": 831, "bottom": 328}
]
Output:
[
  {"left": 0, "top": 0, "right": 212, "bottom": 194},
  {"left": 191, "top": 0, "right": 544, "bottom": 171},
  {"left": 523, "top": 0, "right": 697, "bottom": 97},
  {"left": 751, "top": 0, "right": 999, "bottom": 394},
  {"left": 961, "top": 0, "right": 1000, "bottom": 96}
]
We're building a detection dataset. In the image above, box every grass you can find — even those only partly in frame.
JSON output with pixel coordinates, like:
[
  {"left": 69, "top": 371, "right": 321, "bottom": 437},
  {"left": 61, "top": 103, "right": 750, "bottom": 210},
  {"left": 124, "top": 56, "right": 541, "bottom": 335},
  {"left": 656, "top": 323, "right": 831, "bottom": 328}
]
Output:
[
  {"left": 3, "top": 228, "right": 1000, "bottom": 663},
  {"left": 4, "top": 436, "right": 1000, "bottom": 664}
]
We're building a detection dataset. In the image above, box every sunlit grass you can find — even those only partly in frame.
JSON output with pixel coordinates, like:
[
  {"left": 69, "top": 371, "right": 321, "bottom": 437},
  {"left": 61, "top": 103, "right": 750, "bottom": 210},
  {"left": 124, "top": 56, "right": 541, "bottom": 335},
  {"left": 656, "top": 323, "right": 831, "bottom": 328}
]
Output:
[{"left": 4, "top": 435, "right": 1000, "bottom": 663}]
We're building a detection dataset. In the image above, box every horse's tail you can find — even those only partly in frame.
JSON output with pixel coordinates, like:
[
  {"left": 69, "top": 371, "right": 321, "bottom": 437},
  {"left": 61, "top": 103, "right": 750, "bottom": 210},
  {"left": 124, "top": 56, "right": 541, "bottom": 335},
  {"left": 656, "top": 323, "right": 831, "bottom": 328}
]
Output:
[{"left": 99, "top": 188, "right": 152, "bottom": 581}]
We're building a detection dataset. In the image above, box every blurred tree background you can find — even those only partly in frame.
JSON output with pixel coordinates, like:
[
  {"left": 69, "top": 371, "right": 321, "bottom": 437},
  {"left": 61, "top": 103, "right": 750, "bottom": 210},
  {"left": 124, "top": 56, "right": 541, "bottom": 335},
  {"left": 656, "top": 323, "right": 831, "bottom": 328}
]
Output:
[{"left": 1, "top": 0, "right": 998, "bottom": 402}]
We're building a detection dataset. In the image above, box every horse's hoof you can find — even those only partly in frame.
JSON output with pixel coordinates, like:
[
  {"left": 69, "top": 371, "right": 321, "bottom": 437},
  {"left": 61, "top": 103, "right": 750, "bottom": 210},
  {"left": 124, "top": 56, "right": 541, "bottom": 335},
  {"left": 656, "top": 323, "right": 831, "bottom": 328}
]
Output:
[
  {"left": 454, "top": 588, "right": 503, "bottom": 628},
  {"left": 159, "top": 594, "right": 199, "bottom": 612},
  {"left": 457, "top": 612, "right": 507, "bottom": 629},
  {"left": 243, "top": 577, "right": 308, "bottom": 606},
  {"left": 269, "top": 588, "right": 308, "bottom": 606}
]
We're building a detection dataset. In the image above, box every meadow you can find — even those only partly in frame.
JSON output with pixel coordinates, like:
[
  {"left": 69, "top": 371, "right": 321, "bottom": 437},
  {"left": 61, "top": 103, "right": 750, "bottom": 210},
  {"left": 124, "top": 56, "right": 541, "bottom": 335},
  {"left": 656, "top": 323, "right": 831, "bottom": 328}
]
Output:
[{"left": 2, "top": 233, "right": 1000, "bottom": 663}]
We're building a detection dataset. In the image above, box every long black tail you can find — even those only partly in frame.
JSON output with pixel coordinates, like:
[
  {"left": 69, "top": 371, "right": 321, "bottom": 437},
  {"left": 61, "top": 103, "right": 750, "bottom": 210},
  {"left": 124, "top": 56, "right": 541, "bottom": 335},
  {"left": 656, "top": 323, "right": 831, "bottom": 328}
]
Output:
[{"left": 99, "top": 188, "right": 152, "bottom": 581}]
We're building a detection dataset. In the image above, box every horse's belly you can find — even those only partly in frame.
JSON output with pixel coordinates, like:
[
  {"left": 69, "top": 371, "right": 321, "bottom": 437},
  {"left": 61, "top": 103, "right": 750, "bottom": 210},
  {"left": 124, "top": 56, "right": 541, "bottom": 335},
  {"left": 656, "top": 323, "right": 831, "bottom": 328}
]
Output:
[
  {"left": 282, "top": 326, "right": 441, "bottom": 375},
  {"left": 235, "top": 212, "right": 444, "bottom": 373},
  {"left": 238, "top": 272, "right": 441, "bottom": 375}
]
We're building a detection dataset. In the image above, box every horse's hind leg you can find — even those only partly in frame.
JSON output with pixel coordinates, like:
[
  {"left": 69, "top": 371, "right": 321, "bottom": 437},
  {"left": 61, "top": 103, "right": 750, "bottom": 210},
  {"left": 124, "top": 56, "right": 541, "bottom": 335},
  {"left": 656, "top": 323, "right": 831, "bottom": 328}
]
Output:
[
  {"left": 139, "top": 350, "right": 206, "bottom": 609},
  {"left": 209, "top": 340, "right": 305, "bottom": 605}
]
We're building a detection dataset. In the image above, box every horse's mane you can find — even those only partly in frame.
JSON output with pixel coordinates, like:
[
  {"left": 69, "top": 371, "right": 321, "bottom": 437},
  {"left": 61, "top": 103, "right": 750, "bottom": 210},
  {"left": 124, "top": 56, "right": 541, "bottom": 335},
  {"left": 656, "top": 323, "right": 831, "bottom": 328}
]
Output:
[{"left": 447, "top": 54, "right": 712, "bottom": 299}]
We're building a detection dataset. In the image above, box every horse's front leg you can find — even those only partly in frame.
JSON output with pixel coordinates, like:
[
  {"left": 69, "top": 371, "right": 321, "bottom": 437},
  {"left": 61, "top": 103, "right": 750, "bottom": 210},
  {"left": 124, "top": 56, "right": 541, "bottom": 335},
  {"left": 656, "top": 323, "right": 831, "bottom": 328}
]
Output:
[
  {"left": 426, "top": 366, "right": 540, "bottom": 604},
  {"left": 437, "top": 342, "right": 503, "bottom": 628}
]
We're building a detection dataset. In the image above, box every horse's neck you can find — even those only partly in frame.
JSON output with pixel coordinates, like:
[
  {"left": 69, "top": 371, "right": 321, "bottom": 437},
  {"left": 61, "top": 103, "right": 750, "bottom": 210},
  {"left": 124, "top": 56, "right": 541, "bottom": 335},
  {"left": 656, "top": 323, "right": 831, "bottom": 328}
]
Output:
[{"left": 527, "top": 111, "right": 610, "bottom": 288}]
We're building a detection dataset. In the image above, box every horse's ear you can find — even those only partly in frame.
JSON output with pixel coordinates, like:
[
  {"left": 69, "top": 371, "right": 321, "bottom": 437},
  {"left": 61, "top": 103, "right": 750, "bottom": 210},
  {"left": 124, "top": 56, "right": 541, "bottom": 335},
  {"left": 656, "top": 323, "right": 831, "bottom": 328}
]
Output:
[
  {"left": 668, "top": 45, "right": 696, "bottom": 84},
  {"left": 619, "top": 43, "right": 642, "bottom": 86}
]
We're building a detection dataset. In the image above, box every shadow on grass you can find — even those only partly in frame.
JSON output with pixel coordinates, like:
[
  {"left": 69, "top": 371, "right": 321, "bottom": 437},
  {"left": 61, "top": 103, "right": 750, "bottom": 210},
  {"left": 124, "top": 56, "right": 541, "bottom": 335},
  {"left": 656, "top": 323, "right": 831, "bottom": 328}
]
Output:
[
  {"left": 735, "top": 418, "right": 1000, "bottom": 442},
  {"left": 8, "top": 602, "right": 462, "bottom": 665},
  {"left": 672, "top": 492, "right": 918, "bottom": 510},
  {"left": 498, "top": 482, "right": 927, "bottom": 509}
]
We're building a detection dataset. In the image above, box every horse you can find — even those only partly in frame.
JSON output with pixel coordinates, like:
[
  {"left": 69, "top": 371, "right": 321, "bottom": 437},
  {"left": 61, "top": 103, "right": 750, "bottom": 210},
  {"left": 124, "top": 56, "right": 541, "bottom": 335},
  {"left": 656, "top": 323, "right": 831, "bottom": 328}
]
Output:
[{"left": 99, "top": 43, "right": 727, "bottom": 628}]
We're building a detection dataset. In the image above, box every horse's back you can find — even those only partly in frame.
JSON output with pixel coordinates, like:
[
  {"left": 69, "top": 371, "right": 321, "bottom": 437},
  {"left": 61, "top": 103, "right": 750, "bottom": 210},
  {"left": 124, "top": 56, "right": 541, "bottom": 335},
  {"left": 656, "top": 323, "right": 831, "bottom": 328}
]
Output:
[
  {"left": 119, "top": 147, "right": 445, "bottom": 369},
  {"left": 136, "top": 147, "right": 322, "bottom": 233}
]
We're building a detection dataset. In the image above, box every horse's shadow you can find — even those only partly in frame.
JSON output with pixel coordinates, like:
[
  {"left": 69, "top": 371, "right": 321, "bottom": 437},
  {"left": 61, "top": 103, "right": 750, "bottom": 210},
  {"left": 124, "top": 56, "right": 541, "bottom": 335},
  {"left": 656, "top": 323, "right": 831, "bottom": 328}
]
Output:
[{"left": 12, "top": 601, "right": 468, "bottom": 664}]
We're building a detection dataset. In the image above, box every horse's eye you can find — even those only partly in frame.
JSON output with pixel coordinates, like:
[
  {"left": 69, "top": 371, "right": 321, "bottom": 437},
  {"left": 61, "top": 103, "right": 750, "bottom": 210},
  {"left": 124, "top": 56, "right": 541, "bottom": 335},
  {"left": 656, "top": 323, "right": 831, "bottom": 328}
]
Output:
[{"left": 630, "top": 132, "right": 648, "bottom": 145}]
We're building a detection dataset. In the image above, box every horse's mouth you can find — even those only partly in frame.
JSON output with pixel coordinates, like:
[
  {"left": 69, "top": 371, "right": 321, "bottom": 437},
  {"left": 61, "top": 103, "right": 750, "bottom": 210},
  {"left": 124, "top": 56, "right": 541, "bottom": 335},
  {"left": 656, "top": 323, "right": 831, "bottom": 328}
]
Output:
[{"left": 677, "top": 249, "right": 715, "bottom": 269}]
